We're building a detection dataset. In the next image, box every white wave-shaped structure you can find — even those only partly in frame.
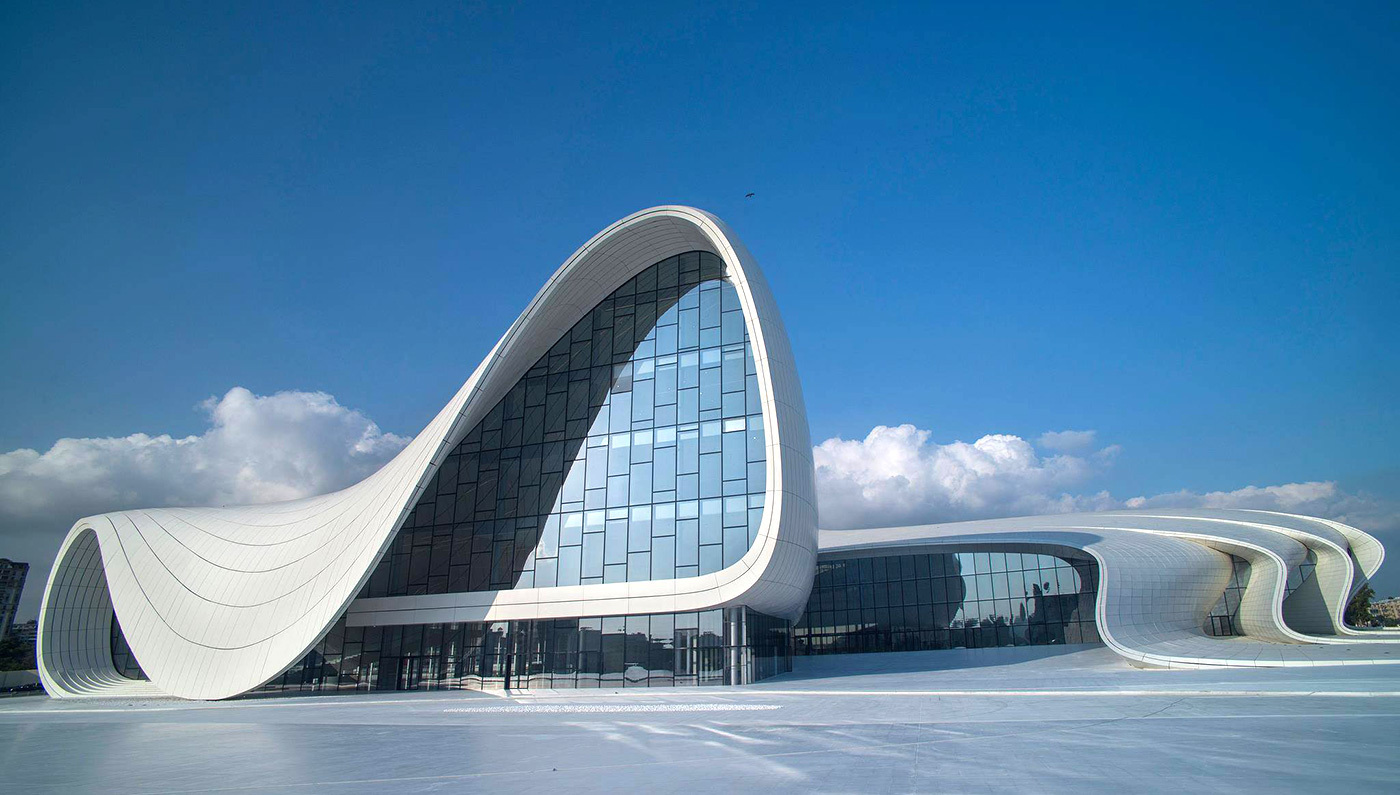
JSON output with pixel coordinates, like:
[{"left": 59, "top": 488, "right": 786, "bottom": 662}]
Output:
[
  {"left": 821, "top": 508, "right": 1400, "bottom": 668},
  {"left": 38, "top": 206, "right": 818, "bottom": 700},
  {"left": 36, "top": 205, "right": 1398, "bottom": 701}
]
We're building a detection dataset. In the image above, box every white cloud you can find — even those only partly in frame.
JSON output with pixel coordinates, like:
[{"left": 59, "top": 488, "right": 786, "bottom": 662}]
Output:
[
  {"left": 0, "top": 387, "right": 411, "bottom": 619},
  {"left": 1123, "top": 481, "right": 1399, "bottom": 535},
  {"left": 814, "top": 424, "right": 1117, "bottom": 530},
  {"left": 1037, "top": 429, "right": 1098, "bottom": 452},
  {"left": 814, "top": 423, "right": 1400, "bottom": 555}
]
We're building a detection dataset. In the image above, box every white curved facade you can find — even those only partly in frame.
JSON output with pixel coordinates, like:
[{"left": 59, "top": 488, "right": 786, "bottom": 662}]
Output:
[
  {"left": 818, "top": 508, "right": 1400, "bottom": 668},
  {"left": 34, "top": 206, "right": 1396, "bottom": 700},
  {"left": 37, "top": 206, "right": 818, "bottom": 700}
]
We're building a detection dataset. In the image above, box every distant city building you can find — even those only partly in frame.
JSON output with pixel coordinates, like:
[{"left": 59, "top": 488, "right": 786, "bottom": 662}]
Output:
[
  {"left": 9, "top": 619, "right": 37, "bottom": 646},
  {"left": 0, "top": 559, "right": 28, "bottom": 641},
  {"left": 1373, "top": 597, "right": 1400, "bottom": 623}
]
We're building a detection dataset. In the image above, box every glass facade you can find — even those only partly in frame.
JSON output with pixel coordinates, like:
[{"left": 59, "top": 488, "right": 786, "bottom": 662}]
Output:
[
  {"left": 105, "top": 251, "right": 792, "bottom": 694},
  {"left": 250, "top": 608, "right": 789, "bottom": 692},
  {"left": 111, "top": 606, "right": 791, "bottom": 691},
  {"left": 1205, "top": 555, "right": 1251, "bottom": 637},
  {"left": 359, "top": 250, "right": 768, "bottom": 597},
  {"left": 110, "top": 613, "right": 146, "bottom": 680},
  {"left": 794, "top": 550, "right": 1100, "bottom": 655},
  {"left": 1205, "top": 550, "right": 1317, "bottom": 637}
]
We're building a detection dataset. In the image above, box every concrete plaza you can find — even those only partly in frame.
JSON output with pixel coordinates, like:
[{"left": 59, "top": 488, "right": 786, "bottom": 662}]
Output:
[{"left": 2, "top": 646, "right": 1398, "bottom": 793}]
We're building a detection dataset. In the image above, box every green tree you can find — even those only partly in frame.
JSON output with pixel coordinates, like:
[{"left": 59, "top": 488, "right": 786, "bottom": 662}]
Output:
[
  {"left": 1345, "top": 583, "right": 1376, "bottom": 626},
  {"left": 0, "top": 634, "right": 36, "bottom": 672}
]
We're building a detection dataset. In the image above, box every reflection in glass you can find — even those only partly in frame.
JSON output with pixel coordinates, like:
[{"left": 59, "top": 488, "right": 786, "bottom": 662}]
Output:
[
  {"left": 110, "top": 612, "right": 146, "bottom": 680},
  {"left": 243, "top": 607, "right": 790, "bottom": 693},
  {"left": 360, "top": 251, "right": 768, "bottom": 599},
  {"left": 793, "top": 549, "right": 1101, "bottom": 655},
  {"left": 1206, "top": 549, "right": 1319, "bottom": 637},
  {"left": 1205, "top": 555, "right": 1251, "bottom": 636}
]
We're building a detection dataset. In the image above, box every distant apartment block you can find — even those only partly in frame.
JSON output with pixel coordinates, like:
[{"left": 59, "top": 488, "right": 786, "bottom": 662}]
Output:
[
  {"left": 0, "top": 559, "right": 27, "bottom": 641},
  {"left": 1373, "top": 596, "right": 1400, "bottom": 623}
]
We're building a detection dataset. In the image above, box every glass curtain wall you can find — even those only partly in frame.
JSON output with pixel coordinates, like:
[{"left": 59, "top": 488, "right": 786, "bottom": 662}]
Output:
[
  {"left": 1205, "top": 556, "right": 1251, "bottom": 637},
  {"left": 109, "top": 607, "right": 791, "bottom": 693},
  {"left": 1205, "top": 550, "right": 1318, "bottom": 637},
  {"left": 103, "top": 252, "right": 789, "bottom": 693},
  {"left": 110, "top": 614, "right": 146, "bottom": 680},
  {"left": 254, "top": 608, "right": 790, "bottom": 693},
  {"left": 794, "top": 550, "right": 1100, "bottom": 655},
  {"left": 359, "top": 250, "right": 768, "bottom": 598}
]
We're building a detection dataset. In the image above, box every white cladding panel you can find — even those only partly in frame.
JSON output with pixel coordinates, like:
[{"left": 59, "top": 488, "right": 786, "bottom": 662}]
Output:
[
  {"left": 819, "top": 509, "right": 1400, "bottom": 668},
  {"left": 37, "top": 207, "right": 817, "bottom": 700}
]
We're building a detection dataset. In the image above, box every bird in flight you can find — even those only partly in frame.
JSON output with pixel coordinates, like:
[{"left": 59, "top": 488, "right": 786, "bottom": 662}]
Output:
[{"left": 745, "top": 192, "right": 755, "bottom": 198}]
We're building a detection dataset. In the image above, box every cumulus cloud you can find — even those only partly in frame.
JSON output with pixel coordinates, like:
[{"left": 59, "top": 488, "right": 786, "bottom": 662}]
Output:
[
  {"left": 1037, "top": 429, "right": 1098, "bottom": 452},
  {"left": 814, "top": 423, "right": 1400, "bottom": 550},
  {"left": 814, "top": 424, "right": 1118, "bottom": 530},
  {"left": 1123, "top": 481, "right": 1399, "bottom": 535},
  {"left": 0, "top": 387, "right": 410, "bottom": 619}
]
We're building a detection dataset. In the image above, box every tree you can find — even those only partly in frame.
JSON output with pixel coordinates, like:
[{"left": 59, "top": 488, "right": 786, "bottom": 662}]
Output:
[
  {"left": 1345, "top": 583, "right": 1376, "bottom": 627},
  {"left": 0, "top": 634, "right": 36, "bottom": 672}
]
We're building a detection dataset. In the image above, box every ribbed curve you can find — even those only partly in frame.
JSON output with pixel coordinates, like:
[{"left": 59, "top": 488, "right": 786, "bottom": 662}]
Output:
[{"left": 36, "top": 207, "right": 817, "bottom": 700}]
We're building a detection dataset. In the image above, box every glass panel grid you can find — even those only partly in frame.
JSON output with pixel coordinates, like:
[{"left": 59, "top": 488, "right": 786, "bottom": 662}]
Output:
[
  {"left": 110, "top": 613, "right": 147, "bottom": 680},
  {"left": 1204, "top": 555, "right": 1252, "bottom": 637},
  {"left": 792, "top": 549, "right": 1101, "bottom": 655},
  {"left": 360, "top": 251, "right": 767, "bottom": 599},
  {"left": 238, "top": 608, "right": 789, "bottom": 694}
]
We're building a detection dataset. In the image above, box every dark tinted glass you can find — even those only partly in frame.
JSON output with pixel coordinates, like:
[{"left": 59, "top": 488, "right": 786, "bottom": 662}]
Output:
[
  {"left": 793, "top": 549, "right": 1101, "bottom": 655},
  {"left": 238, "top": 607, "right": 789, "bottom": 693},
  {"left": 110, "top": 613, "right": 146, "bottom": 680},
  {"left": 1204, "top": 555, "right": 1252, "bottom": 636}
]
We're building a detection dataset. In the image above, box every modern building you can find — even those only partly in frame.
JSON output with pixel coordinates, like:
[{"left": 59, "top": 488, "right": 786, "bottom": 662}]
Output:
[
  {"left": 35, "top": 207, "right": 1400, "bottom": 700},
  {"left": 1373, "top": 597, "right": 1400, "bottom": 624},
  {"left": 0, "top": 559, "right": 27, "bottom": 641}
]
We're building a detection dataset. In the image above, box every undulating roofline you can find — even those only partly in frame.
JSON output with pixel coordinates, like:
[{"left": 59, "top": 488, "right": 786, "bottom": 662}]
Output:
[
  {"left": 35, "top": 206, "right": 1399, "bottom": 701},
  {"left": 819, "top": 508, "right": 1400, "bottom": 668},
  {"left": 37, "top": 207, "right": 818, "bottom": 700}
]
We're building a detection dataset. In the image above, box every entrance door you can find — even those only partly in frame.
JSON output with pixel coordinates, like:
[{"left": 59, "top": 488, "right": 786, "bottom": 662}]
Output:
[
  {"left": 479, "top": 622, "right": 512, "bottom": 690},
  {"left": 398, "top": 656, "right": 422, "bottom": 690}
]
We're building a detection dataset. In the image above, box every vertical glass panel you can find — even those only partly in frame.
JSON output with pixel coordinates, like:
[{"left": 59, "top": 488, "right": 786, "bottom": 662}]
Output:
[
  {"left": 582, "top": 534, "right": 604, "bottom": 578},
  {"left": 700, "top": 499, "right": 723, "bottom": 545},
  {"left": 604, "top": 512, "right": 628, "bottom": 565},
  {"left": 700, "top": 544, "right": 723, "bottom": 575},
  {"left": 653, "top": 503, "right": 675, "bottom": 536},
  {"left": 676, "top": 518, "right": 699, "bottom": 566},
  {"left": 651, "top": 535, "right": 675, "bottom": 579}
]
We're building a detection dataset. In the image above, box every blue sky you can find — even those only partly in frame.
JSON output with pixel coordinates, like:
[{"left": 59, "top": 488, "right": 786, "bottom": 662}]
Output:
[{"left": 2, "top": 2, "right": 1398, "bottom": 609}]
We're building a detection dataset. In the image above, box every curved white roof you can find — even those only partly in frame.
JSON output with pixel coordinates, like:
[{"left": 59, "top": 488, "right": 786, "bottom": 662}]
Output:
[
  {"left": 819, "top": 508, "right": 1400, "bottom": 668},
  {"left": 35, "top": 207, "right": 1396, "bottom": 699},
  {"left": 37, "top": 207, "right": 818, "bottom": 700}
]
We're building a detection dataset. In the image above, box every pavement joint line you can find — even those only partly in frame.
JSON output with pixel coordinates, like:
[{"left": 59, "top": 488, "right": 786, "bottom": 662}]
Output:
[
  {"left": 6, "top": 689, "right": 1400, "bottom": 715},
  {"left": 752, "top": 689, "right": 1400, "bottom": 697},
  {"left": 441, "top": 703, "right": 783, "bottom": 713}
]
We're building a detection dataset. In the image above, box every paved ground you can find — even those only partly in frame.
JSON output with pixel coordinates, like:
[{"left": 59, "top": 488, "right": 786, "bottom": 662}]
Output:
[{"left": 3, "top": 645, "right": 1399, "bottom": 793}]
